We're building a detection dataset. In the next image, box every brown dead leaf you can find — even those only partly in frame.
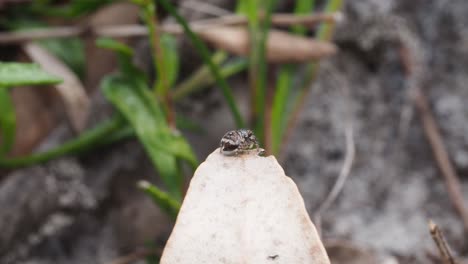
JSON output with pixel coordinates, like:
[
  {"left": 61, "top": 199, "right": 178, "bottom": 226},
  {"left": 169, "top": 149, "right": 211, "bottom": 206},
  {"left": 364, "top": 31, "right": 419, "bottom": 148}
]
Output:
[
  {"left": 84, "top": 2, "right": 140, "bottom": 89},
  {"left": 23, "top": 43, "right": 90, "bottom": 132},
  {"left": 198, "top": 27, "right": 337, "bottom": 63},
  {"left": 10, "top": 87, "right": 56, "bottom": 156}
]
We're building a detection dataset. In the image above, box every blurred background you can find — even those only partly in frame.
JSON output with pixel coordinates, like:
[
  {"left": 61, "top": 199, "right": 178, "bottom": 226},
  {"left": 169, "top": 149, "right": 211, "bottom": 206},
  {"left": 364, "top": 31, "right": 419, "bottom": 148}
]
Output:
[{"left": 0, "top": 0, "right": 467, "bottom": 263}]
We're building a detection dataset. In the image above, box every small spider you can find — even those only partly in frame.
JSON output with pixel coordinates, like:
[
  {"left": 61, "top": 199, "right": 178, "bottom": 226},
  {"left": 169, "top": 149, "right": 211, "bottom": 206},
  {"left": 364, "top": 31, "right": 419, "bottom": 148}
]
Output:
[{"left": 220, "top": 129, "right": 260, "bottom": 156}]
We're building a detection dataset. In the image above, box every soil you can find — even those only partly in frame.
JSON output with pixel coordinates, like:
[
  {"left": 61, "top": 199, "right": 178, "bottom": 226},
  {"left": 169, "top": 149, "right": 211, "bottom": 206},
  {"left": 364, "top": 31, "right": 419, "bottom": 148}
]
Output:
[{"left": 1, "top": 0, "right": 468, "bottom": 263}]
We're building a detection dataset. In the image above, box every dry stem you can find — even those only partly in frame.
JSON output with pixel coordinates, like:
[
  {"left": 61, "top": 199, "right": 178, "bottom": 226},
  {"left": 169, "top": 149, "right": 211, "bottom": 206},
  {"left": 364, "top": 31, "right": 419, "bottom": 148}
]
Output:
[
  {"left": 400, "top": 43, "right": 468, "bottom": 233},
  {"left": 429, "top": 220, "right": 458, "bottom": 264},
  {"left": 0, "top": 13, "right": 341, "bottom": 44},
  {"left": 314, "top": 122, "right": 355, "bottom": 236}
]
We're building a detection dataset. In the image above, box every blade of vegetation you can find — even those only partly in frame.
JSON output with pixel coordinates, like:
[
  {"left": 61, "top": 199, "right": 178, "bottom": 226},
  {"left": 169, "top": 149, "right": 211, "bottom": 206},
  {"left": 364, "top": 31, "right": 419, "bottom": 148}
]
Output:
[
  {"left": 245, "top": 0, "right": 277, "bottom": 145},
  {"left": 0, "top": 115, "right": 126, "bottom": 167},
  {"left": 172, "top": 56, "right": 247, "bottom": 101},
  {"left": 292, "top": 0, "right": 316, "bottom": 35},
  {"left": 160, "top": 34, "right": 179, "bottom": 90},
  {"left": 270, "top": 65, "right": 293, "bottom": 154},
  {"left": 280, "top": 0, "right": 343, "bottom": 154},
  {"left": 98, "top": 37, "right": 198, "bottom": 198},
  {"left": 157, "top": 0, "right": 245, "bottom": 128},
  {"left": 96, "top": 37, "right": 147, "bottom": 81},
  {"left": 2, "top": 19, "right": 86, "bottom": 79},
  {"left": 96, "top": 37, "right": 134, "bottom": 56},
  {"left": 136, "top": 0, "right": 169, "bottom": 95},
  {"left": 0, "top": 89, "right": 15, "bottom": 156},
  {"left": 270, "top": 0, "right": 316, "bottom": 155},
  {"left": 30, "top": 0, "right": 115, "bottom": 18},
  {"left": 316, "top": 0, "right": 343, "bottom": 41},
  {"left": 102, "top": 74, "right": 198, "bottom": 199},
  {"left": 138, "top": 180, "right": 181, "bottom": 220},
  {"left": 0, "top": 62, "right": 62, "bottom": 87}
]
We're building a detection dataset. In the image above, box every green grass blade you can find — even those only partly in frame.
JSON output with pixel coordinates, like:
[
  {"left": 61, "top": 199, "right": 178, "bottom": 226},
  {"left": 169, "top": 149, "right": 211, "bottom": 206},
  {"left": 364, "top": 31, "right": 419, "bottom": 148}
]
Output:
[
  {"left": 0, "top": 88, "right": 15, "bottom": 156},
  {"left": 96, "top": 37, "right": 142, "bottom": 76},
  {"left": 30, "top": 0, "right": 115, "bottom": 18},
  {"left": 0, "top": 115, "right": 126, "bottom": 167},
  {"left": 102, "top": 74, "right": 180, "bottom": 198},
  {"left": 138, "top": 180, "right": 181, "bottom": 220},
  {"left": 172, "top": 56, "right": 247, "bottom": 101},
  {"left": 137, "top": 0, "right": 170, "bottom": 96},
  {"left": 156, "top": 0, "right": 245, "bottom": 128},
  {"left": 270, "top": 65, "right": 292, "bottom": 155},
  {"left": 292, "top": 0, "right": 315, "bottom": 35},
  {"left": 160, "top": 34, "right": 179, "bottom": 90},
  {"left": 270, "top": 0, "right": 316, "bottom": 155},
  {"left": 316, "top": 0, "right": 343, "bottom": 40},
  {"left": 0, "top": 62, "right": 62, "bottom": 87},
  {"left": 102, "top": 74, "right": 198, "bottom": 199},
  {"left": 294, "top": 0, "right": 343, "bottom": 103},
  {"left": 96, "top": 37, "right": 134, "bottom": 57},
  {"left": 283, "top": 0, "right": 343, "bottom": 150},
  {"left": 246, "top": 0, "right": 277, "bottom": 145}
]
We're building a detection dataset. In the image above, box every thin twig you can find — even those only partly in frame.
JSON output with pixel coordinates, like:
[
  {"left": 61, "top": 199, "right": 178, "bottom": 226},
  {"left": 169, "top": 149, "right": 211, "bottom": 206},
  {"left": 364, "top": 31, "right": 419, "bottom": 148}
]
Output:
[
  {"left": 314, "top": 122, "right": 355, "bottom": 236},
  {"left": 428, "top": 220, "right": 458, "bottom": 264},
  {"left": 180, "top": 0, "right": 231, "bottom": 16},
  {"left": 0, "top": 13, "right": 340, "bottom": 44},
  {"left": 399, "top": 43, "right": 468, "bottom": 233},
  {"left": 414, "top": 85, "right": 468, "bottom": 232},
  {"left": 106, "top": 248, "right": 160, "bottom": 264}
]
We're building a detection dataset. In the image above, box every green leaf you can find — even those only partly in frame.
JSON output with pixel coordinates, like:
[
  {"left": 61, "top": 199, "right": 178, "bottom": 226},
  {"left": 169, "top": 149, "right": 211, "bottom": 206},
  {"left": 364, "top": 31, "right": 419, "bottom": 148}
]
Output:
[
  {"left": 172, "top": 55, "right": 247, "bottom": 101},
  {"left": 271, "top": 65, "right": 293, "bottom": 155},
  {"left": 247, "top": 0, "right": 278, "bottom": 145},
  {"left": 138, "top": 180, "right": 181, "bottom": 220},
  {"left": 316, "top": 0, "right": 343, "bottom": 40},
  {"left": 96, "top": 37, "right": 134, "bottom": 57},
  {"left": 157, "top": 0, "right": 245, "bottom": 128},
  {"left": 31, "top": 0, "right": 116, "bottom": 18},
  {"left": 101, "top": 74, "right": 198, "bottom": 199},
  {"left": 160, "top": 34, "right": 179, "bottom": 89},
  {"left": 270, "top": 0, "right": 316, "bottom": 155},
  {"left": 0, "top": 18, "right": 85, "bottom": 79},
  {"left": 0, "top": 88, "right": 15, "bottom": 156},
  {"left": 0, "top": 115, "right": 126, "bottom": 167},
  {"left": 0, "top": 62, "right": 62, "bottom": 87},
  {"left": 292, "top": 0, "right": 315, "bottom": 35},
  {"left": 96, "top": 38, "right": 145, "bottom": 79}
]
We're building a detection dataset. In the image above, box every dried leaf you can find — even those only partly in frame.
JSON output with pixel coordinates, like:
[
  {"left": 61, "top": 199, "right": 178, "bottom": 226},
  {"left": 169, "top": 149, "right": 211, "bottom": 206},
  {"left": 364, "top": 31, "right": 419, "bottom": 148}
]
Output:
[
  {"left": 161, "top": 149, "right": 330, "bottom": 264},
  {"left": 23, "top": 43, "right": 90, "bottom": 132},
  {"left": 199, "top": 27, "right": 337, "bottom": 63}
]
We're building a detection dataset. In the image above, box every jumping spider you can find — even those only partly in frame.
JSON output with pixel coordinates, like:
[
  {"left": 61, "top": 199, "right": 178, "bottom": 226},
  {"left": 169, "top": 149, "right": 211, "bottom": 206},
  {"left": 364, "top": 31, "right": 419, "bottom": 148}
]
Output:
[{"left": 220, "top": 129, "right": 261, "bottom": 156}]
